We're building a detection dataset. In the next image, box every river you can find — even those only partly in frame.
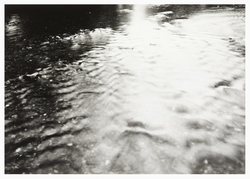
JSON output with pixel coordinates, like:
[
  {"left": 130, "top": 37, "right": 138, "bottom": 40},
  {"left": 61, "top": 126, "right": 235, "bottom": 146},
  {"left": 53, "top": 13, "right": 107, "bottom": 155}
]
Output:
[{"left": 5, "top": 5, "right": 245, "bottom": 174}]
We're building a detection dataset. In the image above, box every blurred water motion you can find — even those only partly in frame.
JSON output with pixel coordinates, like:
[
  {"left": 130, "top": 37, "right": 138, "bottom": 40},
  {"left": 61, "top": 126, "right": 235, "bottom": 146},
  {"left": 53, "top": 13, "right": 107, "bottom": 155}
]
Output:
[{"left": 5, "top": 5, "right": 245, "bottom": 174}]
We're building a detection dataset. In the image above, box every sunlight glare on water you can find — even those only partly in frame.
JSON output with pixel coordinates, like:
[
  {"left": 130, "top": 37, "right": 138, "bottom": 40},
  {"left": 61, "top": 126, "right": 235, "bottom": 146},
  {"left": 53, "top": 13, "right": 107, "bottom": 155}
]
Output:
[{"left": 132, "top": 5, "right": 147, "bottom": 22}]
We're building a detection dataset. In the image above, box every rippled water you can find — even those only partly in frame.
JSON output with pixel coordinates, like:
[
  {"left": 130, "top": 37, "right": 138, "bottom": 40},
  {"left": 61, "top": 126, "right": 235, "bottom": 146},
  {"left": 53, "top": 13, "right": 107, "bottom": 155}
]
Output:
[{"left": 5, "top": 5, "right": 245, "bottom": 174}]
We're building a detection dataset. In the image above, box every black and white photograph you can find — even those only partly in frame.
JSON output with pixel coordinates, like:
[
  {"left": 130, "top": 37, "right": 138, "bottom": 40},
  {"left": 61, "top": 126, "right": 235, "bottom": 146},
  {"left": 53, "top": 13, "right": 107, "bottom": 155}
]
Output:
[{"left": 3, "top": 0, "right": 247, "bottom": 175}]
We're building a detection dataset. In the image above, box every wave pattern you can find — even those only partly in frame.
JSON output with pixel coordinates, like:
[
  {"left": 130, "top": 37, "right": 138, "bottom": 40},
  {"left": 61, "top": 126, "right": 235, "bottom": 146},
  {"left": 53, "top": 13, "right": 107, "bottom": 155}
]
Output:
[{"left": 5, "top": 7, "right": 245, "bottom": 174}]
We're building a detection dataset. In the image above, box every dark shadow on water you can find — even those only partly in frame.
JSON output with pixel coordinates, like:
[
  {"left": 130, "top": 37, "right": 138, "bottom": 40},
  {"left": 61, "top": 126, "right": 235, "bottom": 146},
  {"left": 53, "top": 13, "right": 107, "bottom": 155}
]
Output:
[
  {"left": 5, "top": 5, "right": 119, "bottom": 37},
  {"left": 5, "top": 5, "right": 120, "bottom": 81},
  {"left": 192, "top": 149, "right": 245, "bottom": 174}
]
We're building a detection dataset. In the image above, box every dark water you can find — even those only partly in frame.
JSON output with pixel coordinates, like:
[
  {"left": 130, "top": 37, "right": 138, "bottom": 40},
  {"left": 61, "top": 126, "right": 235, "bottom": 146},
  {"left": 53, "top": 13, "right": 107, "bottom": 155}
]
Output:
[{"left": 5, "top": 5, "right": 245, "bottom": 174}]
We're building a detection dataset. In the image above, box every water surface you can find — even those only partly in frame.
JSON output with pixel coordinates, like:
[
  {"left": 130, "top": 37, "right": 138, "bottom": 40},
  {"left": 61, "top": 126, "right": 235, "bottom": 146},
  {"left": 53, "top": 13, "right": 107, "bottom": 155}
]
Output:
[{"left": 5, "top": 5, "right": 245, "bottom": 174}]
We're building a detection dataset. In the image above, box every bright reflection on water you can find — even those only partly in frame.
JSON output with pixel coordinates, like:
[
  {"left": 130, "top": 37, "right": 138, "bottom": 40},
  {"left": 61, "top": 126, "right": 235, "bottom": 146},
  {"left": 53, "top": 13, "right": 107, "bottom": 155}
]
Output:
[
  {"left": 5, "top": 5, "right": 245, "bottom": 174},
  {"left": 5, "top": 14, "right": 23, "bottom": 40},
  {"left": 131, "top": 5, "right": 147, "bottom": 22}
]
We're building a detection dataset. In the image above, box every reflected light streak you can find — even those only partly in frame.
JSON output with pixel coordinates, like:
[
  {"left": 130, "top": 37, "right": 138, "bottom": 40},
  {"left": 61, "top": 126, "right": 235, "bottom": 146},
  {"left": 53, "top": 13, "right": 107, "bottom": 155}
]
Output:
[
  {"left": 127, "top": 5, "right": 157, "bottom": 37},
  {"left": 131, "top": 5, "right": 147, "bottom": 23}
]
